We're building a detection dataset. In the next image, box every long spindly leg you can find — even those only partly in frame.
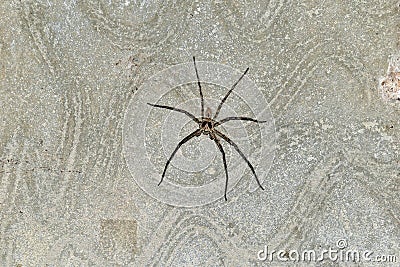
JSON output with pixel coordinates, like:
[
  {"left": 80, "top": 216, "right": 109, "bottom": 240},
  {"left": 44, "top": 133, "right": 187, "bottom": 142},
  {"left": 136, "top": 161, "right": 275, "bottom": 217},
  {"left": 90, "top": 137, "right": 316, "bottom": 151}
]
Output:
[
  {"left": 213, "top": 67, "right": 249, "bottom": 120},
  {"left": 215, "top": 130, "right": 264, "bottom": 190},
  {"left": 193, "top": 56, "right": 204, "bottom": 118},
  {"left": 215, "top": 116, "right": 267, "bottom": 127},
  {"left": 147, "top": 103, "right": 200, "bottom": 123},
  {"left": 158, "top": 129, "right": 202, "bottom": 186},
  {"left": 213, "top": 136, "right": 229, "bottom": 201}
]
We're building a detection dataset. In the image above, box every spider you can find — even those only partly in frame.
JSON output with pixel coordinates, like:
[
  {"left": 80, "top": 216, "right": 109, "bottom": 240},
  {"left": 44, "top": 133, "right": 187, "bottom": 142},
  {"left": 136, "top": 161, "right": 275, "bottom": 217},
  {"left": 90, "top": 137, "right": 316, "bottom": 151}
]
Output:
[{"left": 148, "top": 57, "right": 266, "bottom": 201}]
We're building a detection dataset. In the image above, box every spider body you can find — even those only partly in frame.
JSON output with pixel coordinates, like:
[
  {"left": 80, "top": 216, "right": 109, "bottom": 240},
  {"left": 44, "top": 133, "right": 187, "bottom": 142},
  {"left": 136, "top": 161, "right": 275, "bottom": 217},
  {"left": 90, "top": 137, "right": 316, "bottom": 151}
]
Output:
[
  {"left": 200, "top": 116, "right": 216, "bottom": 137},
  {"left": 199, "top": 107, "right": 214, "bottom": 136},
  {"left": 148, "top": 57, "right": 266, "bottom": 201}
]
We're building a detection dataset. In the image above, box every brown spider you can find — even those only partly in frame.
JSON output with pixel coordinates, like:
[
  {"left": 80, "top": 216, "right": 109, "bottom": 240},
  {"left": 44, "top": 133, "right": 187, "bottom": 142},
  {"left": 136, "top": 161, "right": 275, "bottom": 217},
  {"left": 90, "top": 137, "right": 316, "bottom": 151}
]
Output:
[{"left": 148, "top": 57, "right": 266, "bottom": 201}]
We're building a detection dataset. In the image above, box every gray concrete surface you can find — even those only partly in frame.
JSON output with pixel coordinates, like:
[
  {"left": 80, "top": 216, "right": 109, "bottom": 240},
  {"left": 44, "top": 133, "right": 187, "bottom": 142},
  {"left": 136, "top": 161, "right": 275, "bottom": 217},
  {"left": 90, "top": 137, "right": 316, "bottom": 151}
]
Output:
[{"left": 0, "top": 0, "right": 399, "bottom": 266}]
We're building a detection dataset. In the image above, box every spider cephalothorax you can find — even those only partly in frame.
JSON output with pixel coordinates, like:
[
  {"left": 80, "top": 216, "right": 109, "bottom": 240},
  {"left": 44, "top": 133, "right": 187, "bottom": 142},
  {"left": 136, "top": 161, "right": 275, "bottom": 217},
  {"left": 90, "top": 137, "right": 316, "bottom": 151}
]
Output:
[
  {"left": 199, "top": 107, "right": 217, "bottom": 137},
  {"left": 148, "top": 57, "right": 266, "bottom": 201}
]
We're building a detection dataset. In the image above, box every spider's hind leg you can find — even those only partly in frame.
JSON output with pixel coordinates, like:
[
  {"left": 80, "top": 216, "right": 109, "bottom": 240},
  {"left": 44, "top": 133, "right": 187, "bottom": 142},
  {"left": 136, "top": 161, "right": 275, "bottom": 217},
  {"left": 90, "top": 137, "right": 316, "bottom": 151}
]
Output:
[
  {"left": 159, "top": 129, "right": 201, "bottom": 186},
  {"left": 213, "top": 135, "right": 229, "bottom": 201},
  {"left": 215, "top": 130, "right": 265, "bottom": 191}
]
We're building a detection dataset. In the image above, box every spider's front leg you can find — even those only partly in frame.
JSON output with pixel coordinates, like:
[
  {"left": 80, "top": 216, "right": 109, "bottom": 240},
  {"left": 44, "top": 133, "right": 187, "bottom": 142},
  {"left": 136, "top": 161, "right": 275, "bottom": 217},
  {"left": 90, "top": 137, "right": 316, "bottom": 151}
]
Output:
[
  {"left": 147, "top": 103, "right": 200, "bottom": 123},
  {"left": 214, "top": 116, "right": 267, "bottom": 127}
]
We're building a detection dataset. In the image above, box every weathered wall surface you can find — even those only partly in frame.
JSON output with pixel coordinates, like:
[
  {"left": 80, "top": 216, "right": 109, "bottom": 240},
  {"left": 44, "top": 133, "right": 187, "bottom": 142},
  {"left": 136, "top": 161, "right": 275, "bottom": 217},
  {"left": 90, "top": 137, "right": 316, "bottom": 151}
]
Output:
[{"left": 0, "top": 1, "right": 399, "bottom": 266}]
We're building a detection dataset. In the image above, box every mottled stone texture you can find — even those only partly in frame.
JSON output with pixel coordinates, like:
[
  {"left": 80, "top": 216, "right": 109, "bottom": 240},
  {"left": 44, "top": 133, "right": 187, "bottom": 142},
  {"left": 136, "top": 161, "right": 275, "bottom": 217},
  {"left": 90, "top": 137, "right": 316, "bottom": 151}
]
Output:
[
  {"left": 100, "top": 219, "right": 137, "bottom": 264},
  {"left": 0, "top": 0, "right": 399, "bottom": 266}
]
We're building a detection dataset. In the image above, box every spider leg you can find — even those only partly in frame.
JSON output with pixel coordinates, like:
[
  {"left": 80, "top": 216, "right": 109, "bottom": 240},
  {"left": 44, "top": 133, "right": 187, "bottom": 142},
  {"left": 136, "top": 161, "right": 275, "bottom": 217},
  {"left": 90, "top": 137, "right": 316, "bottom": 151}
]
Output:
[
  {"left": 158, "top": 129, "right": 202, "bottom": 186},
  {"left": 212, "top": 136, "right": 229, "bottom": 201},
  {"left": 147, "top": 103, "right": 200, "bottom": 123},
  {"left": 213, "top": 67, "right": 249, "bottom": 120},
  {"left": 215, "top": 116, "right": 267, "bottom": 127},
  {"left": 215, "top": 129, "right": 264, "bottom": 190},
  {"left": 193, "top": 56, "right": 204, "bottom": 118}
]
